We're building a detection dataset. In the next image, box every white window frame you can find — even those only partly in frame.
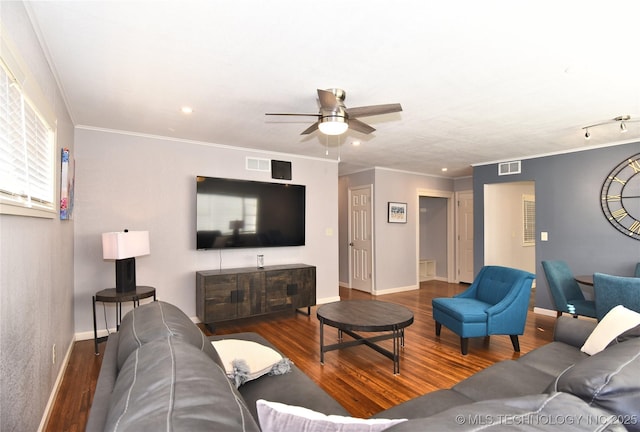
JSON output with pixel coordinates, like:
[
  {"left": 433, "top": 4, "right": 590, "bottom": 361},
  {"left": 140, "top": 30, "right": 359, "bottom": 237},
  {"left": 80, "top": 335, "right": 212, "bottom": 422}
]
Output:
[{"left": 0, "top": 36, "right": 57, "bottom": 219}]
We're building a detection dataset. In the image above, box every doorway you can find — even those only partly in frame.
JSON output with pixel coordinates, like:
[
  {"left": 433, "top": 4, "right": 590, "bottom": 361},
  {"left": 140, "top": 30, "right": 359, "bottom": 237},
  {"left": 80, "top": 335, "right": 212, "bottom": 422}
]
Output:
[
  {"left": 416, "top": 189, "right": 455, "bottom": 284},
  {"left": 483, "top": 182, "right": 535, "bottom": 274}
]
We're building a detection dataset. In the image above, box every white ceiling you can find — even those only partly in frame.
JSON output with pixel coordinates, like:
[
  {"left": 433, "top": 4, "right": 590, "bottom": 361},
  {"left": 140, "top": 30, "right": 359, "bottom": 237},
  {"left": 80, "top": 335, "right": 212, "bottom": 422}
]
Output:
[{"left": 24, "top": 1, "right": 640, "bottom": 178}]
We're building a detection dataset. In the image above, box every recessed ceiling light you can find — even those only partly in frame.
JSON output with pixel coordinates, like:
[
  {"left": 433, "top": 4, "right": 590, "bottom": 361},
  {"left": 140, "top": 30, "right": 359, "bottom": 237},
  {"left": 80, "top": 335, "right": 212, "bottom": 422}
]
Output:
[
  {"left": 352, "top": 141, "right": 361, "bottom": 146},
  {"left": 181, "top": 106, "right": 193, "bottom": 114},
  {"left": 441, "top": 168, "right": 448, "bottom": 172}
]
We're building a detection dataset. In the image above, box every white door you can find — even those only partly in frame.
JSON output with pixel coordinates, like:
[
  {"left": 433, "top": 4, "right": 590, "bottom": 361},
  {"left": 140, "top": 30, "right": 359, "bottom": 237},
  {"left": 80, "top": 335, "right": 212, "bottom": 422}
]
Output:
[
  {"left": 457, "top": 191, "right": 474, "bottom": 283},
  {"left": 349, "top": 186, "right": 373, "bottom": 293}
]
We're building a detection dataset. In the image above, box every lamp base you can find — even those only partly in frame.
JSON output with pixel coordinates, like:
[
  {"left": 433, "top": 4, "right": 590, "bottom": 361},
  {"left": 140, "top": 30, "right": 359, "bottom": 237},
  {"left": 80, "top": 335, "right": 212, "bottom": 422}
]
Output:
[{"left": 115, "top": 257, "right": 136, "bottom": 293}]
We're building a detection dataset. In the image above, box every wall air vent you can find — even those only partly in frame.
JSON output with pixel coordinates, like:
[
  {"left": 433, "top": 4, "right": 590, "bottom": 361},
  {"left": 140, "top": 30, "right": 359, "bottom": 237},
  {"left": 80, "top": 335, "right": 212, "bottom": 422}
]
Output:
[
  {"left": 498, "top": 160, "right": 521, "bottom": 176},
  {"left": 246, "top": 157, "right": 271, "bottom": 172}
]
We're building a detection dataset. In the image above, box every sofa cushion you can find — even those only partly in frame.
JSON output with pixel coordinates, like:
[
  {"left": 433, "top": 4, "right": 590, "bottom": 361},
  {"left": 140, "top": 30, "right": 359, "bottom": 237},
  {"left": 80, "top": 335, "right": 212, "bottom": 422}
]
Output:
[
  {"left": 106, "top": 338, "right": 260, "bottom": 431},
  {"left": 372, "top": 389, "right": 474, "bottom": 420},
  {"left": 116, "top": 301, "right": 222, "bottom": 370},
  {"left": 256, "top": 399, "right": 406, "bottom": 432},
  {"left": 453, "top": 360, "right": 555, "bottom": 401},
  {"left": 518, "top": 341, "right": 587, "bottom": 378},
  {"left": 383, "top": 392, "right": 627, "bottom": 431},
  {"left": 553, "top": 337, "right": 640, "bottom": 432}
]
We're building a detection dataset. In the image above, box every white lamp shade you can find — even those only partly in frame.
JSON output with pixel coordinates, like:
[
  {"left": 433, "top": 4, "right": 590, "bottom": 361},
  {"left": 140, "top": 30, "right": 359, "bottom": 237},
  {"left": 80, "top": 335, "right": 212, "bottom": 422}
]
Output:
[{"left": 102, "top": 231, "right": 150, "bottom": 260}]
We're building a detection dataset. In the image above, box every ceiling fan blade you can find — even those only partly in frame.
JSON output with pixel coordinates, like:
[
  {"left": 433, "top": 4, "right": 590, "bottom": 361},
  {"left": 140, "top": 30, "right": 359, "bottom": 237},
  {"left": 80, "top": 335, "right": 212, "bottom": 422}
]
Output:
[
  {"left": 349, "top": 119, "right": 376, "bottom": 134},
  {"left": 300, "top": 122, "right": 320, "bottom": 135},
  {"left": 317, "top": 89, "right": 340, "bottom": 110},
  {"left": 347, "top": 103, "right": 403, "bottom": 119},
  {"left": 265, "top": 113, "right": 320, "bottom": 117}
]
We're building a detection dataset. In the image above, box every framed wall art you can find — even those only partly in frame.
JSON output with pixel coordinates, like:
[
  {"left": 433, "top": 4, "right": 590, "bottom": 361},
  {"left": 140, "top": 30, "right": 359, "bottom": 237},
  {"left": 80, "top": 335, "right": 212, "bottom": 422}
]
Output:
[
  {"left": 60, "top": 147, "right": 75, "bottom": 220},
  {"left": 388, "top": 202, "right": 407, "bottom": 223}
]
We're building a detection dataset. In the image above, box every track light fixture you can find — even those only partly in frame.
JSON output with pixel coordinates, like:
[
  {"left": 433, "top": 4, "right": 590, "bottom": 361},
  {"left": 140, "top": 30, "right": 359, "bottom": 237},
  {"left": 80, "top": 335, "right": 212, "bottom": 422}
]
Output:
[{"left": 581, "top": 115, "right": 638, "bottom": 139}]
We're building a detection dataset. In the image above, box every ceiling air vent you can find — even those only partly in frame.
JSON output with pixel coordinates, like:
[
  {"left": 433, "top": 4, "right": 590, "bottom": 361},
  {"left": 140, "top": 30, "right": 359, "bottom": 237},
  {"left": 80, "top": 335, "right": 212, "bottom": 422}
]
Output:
[
  {"left": 246, "top": 157, "right": 270, "bottom": 172},
  {"left": 498, "top": 160, "right": 521, "bottom": 176}
]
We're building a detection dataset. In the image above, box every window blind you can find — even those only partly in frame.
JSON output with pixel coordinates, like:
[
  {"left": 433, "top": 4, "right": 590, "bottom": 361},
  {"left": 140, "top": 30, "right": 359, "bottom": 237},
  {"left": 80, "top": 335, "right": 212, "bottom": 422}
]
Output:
[
  {"left": 0, "top": 59, "right": 55, "bottom": 211},
  {"left": 522, "top": 194, "right": 535, "bottom": 246}
]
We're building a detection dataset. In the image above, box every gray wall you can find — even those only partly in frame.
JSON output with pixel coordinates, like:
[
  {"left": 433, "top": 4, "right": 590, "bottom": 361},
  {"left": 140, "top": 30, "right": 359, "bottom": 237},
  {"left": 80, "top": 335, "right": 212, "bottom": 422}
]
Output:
[
  {"left": 0, "top": 3, "right": 76, "bottom": 430},
  {"left": 73, "top": 128, "right": 340, "bottom": 335},
  {"left": 473, "top": 142, "right": 640, "bottom": 310}
]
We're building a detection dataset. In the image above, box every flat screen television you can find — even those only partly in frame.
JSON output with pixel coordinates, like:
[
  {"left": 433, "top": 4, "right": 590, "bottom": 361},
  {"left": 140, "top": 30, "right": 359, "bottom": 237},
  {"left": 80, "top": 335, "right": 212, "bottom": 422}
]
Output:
[{"left": 196, "top": 176, "right": 305, "bottom": 250}]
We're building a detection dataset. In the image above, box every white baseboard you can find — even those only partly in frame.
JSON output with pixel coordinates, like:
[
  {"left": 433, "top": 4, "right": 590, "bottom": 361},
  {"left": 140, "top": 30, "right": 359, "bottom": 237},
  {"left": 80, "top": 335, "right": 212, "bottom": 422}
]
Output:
[
  {"left": 75, "top": 327, "right": 117, "bottom": 342},
  {"left": 373, "top": 284, "right": 419, "bottom": 296},
  {"left": 533, "top": 307, "right": 558, "bottom": 317},
  {"left": 37, "top": 335, "right": 75, "bottom": 432}
]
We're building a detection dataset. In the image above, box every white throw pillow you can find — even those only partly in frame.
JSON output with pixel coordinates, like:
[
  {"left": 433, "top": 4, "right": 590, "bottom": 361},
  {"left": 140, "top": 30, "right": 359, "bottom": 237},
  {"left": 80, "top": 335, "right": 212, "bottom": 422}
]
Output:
[
  {"left": 256, "top": 399, "right": 407, "bottom": 432},
  {"left": 581, "top": 305, "right": 640, "bottom": 355},
  {"left": 211, "top": 339, "right": 291, "bottom": 387}
]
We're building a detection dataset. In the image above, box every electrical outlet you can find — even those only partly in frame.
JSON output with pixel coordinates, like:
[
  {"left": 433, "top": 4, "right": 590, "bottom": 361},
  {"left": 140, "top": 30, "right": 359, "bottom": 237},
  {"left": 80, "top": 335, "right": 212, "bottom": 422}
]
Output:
[{"left": 52, "top": 344, "right": 56, "bottom": 365}]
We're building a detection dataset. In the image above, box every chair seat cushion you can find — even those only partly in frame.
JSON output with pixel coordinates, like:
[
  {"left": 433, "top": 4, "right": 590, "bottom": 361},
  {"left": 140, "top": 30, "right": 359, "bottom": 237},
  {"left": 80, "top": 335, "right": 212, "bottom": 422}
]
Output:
[{"left": 432, "top": 298, "right": 490, "bottom": 323}]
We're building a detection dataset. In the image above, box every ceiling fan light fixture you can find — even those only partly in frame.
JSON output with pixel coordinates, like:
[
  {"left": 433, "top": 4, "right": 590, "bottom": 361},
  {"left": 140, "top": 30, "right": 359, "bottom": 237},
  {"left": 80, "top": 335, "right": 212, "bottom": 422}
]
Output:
[{"left": 318, "top": 116, "right": 348, "bottom": 135}]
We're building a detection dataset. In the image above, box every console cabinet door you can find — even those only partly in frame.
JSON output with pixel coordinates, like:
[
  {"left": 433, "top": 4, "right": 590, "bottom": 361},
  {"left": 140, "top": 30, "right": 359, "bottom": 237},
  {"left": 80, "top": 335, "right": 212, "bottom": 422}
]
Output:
[
  {"left": 265, "top": 267, "right": 315, "bottom": 312},
  {"left": 201, "top": 274, "right": 238, "bottom": 322},
  {"left": 237, "top": 271, "right": 265, "bottom": 317}
]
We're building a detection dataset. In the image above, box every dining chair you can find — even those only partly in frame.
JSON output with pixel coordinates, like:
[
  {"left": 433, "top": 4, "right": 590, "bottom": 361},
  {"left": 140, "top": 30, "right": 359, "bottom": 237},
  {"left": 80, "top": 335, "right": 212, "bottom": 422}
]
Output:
[
  {"left": 432, "top": 265, "right": 535, "bottom": 355},
  {"left": 541, "top": 260, "right": 596, "bottom": 319},
  {"left": 593, "top": 273, "right": 640, "bottom": 321}
]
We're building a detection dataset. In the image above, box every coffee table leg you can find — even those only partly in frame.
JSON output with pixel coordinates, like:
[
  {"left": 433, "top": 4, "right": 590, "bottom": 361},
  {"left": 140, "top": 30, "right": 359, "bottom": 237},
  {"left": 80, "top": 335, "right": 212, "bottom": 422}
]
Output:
[
  {"left": 319, "top": 318, "right": 325, "bottom": 365},
  {"left": 393, "top": 327, "right": 400, "bottom": 375}
]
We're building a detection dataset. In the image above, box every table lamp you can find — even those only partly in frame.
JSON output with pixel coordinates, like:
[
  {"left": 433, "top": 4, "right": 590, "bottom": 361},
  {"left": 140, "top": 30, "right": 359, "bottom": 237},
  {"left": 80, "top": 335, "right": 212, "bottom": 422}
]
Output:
[{"left": 102, "top": 230, "right": 150, "bottom": 293}]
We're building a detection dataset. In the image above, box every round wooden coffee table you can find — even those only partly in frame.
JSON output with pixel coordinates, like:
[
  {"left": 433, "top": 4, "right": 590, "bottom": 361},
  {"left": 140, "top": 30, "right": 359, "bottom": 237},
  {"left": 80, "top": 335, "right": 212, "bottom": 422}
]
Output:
[{"left": 316, "top": 300, "right": 414, "bottom": 374}]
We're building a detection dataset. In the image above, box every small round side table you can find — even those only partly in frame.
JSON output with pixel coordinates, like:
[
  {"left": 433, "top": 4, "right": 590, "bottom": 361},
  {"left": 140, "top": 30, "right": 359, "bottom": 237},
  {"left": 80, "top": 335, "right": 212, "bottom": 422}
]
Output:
[{"left": 92, "top": 286, "right": 156, "bottom": 354}]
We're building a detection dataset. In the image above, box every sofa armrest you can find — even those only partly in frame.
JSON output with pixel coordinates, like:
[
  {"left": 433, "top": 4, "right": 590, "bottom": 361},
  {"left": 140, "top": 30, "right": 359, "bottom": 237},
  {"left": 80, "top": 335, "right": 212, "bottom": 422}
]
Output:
[
  {"left": 86, "top": 333, "right": 119, "bottom": 432},
  {"left": 553, "top": 316, "right": 596, "bottom": 348}
]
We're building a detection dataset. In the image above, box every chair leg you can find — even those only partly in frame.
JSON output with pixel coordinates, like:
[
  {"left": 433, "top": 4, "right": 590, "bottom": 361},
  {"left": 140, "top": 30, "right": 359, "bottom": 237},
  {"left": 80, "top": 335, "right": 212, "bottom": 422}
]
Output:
[
  {"left": 435, "top": 321, "right": 442, "bottom": 336},
  {"left": 460, "top": 337, "right": 469, "bottom": 355},
  {"left": 556, "top": 311, "right": 562, "bottom": 317},
  {"left": 509, "top": 335, "right": 520, "bottom": 352}
]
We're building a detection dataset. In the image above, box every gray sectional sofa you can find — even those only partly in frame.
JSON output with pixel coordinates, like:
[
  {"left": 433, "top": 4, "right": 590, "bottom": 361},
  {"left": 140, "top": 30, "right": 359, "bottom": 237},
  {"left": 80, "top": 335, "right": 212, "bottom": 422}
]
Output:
[{"left": 86, "top": 300, "right": 640, "bottom": 431}]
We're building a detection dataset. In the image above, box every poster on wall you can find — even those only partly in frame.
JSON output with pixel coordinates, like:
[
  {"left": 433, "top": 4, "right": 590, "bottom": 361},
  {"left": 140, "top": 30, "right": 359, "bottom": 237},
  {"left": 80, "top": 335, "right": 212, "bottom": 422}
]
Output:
[
  {"left": 388, "top": 202, "right": 407, "bottom": 223},
  {"left": 60, "top": 148, "right": 75, "bottom": 220}
]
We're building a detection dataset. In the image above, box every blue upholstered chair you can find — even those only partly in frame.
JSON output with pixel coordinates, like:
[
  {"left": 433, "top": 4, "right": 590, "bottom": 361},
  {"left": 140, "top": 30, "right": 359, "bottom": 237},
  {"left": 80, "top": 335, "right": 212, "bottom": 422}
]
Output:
[
  {"left": 432, "top": 265, "right": 535, "bottom": 355},
  {"left": 541, "top": 260, "right": 596, "bottom": 319},
  {"left": 593, "top": 273, "right": 640, "bottom": 321}
]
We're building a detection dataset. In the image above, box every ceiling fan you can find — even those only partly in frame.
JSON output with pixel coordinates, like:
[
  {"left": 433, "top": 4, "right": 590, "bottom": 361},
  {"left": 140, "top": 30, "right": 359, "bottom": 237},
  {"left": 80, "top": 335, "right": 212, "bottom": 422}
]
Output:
[{"left": 265, "top": 88, "right": 402, "bottom": 135}]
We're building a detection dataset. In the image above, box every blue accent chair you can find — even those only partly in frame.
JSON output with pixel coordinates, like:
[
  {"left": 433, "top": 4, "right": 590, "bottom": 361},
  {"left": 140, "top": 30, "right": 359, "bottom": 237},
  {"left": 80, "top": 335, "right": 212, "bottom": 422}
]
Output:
[
  {"left": 593, "top": 273, "right": 640, "bottom": 321},
  {"left": 432, "top": 265, "right": 535, "bottom": 355},
  {"left": 541, "top": 260, "right": 596, "bottom": 319}
]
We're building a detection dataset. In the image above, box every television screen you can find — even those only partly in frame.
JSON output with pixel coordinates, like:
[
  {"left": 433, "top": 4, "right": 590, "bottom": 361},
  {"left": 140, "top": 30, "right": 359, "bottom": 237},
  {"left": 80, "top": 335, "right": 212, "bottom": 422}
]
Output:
[{"left": 196, "top": 176, "right": 305, "bottom": 249}]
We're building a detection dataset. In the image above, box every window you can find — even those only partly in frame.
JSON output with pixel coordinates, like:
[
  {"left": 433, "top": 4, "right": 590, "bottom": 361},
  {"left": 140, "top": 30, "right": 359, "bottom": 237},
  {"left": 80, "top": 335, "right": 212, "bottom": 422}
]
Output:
[
  {"left": 522, "top": 194, "right": 535, "bottom": 246},
  {"left": 0, "top": 58, "right": 55, "bottom": 217}
]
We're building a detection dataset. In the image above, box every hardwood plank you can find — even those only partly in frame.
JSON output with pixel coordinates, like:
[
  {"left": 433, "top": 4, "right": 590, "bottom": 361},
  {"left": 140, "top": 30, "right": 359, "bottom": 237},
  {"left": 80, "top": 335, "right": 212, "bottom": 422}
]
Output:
[{"left": 44, "top": 280, "right": 556, "bottom": 430}]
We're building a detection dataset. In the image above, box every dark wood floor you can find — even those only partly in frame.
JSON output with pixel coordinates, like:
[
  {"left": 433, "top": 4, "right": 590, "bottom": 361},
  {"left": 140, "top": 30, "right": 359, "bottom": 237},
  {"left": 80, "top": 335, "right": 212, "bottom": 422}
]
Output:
[{"left": 44, "top": 280, "right": 557, "bottom": 431}]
